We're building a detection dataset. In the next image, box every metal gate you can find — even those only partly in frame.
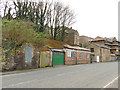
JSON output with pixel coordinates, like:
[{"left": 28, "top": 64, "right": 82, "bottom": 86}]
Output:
[{"left": 53, "top": 51, "right": 65, "bottom": 66}]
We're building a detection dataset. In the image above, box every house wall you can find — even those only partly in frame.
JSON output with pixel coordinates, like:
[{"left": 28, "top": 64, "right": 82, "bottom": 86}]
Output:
[
  {"left": 74, "top": 31, "right": 80, "bottom": 45},
  {"left": 76, "top": 50, "right": 91, "bottom": 64},
  {"left": 94, "top": 46, "right": 101, "bottom": 62},
  {"left": 40, "top": 51, "right": 51, "bottom": 67},
  {"left": 65, "top": 49, "right": 91, "bottom": 65},
  {"left": 91, "top": 41, "right": 105, "bottom": 45},
  {"left": 87, "top": 44, "right": 100, "bottom": 62},
  {"left": 50, "top": 49, "right": 65, "bottom": 66},
  {"left": 101, "top": 48, "right": 111, "bottom": 62},
  {"left": 64, "top": 29, "right": 80, "bottom": 45},
  {"left": 65, "top": 49, "right": 76, "bottom": 65},
  {"left": 87, "top": 44, "right": 110, "bottom": 62},
  {"left": 51, "top": 48, "right": 91, "bottom": 65}
]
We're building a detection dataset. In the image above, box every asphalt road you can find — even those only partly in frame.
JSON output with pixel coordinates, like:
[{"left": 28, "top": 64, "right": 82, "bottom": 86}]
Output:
[{"left": 2, "top": 62, "right": 118, "bottom": 88}]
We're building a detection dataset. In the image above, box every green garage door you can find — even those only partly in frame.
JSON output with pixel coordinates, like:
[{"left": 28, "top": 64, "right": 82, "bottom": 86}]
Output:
[{"left": 53, "top": 51, "right": 65, "bottom": 66}]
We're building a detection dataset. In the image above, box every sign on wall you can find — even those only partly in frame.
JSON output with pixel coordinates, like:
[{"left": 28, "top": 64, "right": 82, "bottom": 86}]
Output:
[
  {"left": 97, "top": 56, "right": 99, "bottom": 62},
  {"left": 25, "top": 45, "right": 32, "bottom": 63},
  {"left": 67, "top": 50, "right": 71, "bottom": 57}
]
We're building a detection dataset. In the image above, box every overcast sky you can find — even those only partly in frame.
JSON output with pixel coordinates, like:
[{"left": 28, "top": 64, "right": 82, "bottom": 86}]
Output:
[
  {"left": 1, "top": 0, "right": 119, "bottom": 39},
  {"left": 54, "top": 0, "right": 119, "bottom": 39}
]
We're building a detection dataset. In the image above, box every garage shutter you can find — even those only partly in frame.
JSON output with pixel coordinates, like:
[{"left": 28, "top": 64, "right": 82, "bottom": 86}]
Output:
[{"left": 53, "top": 51, "right": 65, "bottom": 66}]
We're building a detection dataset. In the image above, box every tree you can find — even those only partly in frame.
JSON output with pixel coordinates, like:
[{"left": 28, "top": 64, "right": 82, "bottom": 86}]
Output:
[
  {"left": 2, "top": 0, "right": 76, "bottom": 40},
  {"left": 47, "top": 2, "right": 75, "bottom": 40},
  {"left": 2, "top": 19, "right": 46, "bottom": 49}
]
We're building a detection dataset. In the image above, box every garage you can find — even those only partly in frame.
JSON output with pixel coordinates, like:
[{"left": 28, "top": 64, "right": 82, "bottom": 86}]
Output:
[{"left": 53, "top": 51, "right": 65, "bottom": 66}]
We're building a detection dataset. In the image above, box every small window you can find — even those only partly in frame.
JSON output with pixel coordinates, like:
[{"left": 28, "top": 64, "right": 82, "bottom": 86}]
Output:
[
  {"left": 67, "top": 50, "right": 71, "bottom": 57},
  {"left": 71, "top": 52, "right": 76, "bottom": 58},
  {"left": 79, "top": 52, "right": 83, "bottom": 58},
  {"left": 86, "top": 53, "right": 89, "bottom": 58},
  {"left": 90, "top": 48, "right": 94, "bottom": 52}
]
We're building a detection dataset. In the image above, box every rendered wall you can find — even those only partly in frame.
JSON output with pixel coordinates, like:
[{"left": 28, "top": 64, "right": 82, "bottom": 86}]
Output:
[{"left": 40, "top": 51, "right": 51, "bottom": 67}]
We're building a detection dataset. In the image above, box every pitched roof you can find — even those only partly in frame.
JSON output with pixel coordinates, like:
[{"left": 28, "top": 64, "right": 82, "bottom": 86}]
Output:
[
  {"left": 41, "top": 38, "right": 90, "bottom": 51},
  {"left": 64, "top": 44, "right": 90, "bottom": 51},
  {"left": 94, "top": 44, "right": 109, "bottom": 49},
  {"left": 91, "top": 36, "right": 117, "bottom": 42},
  {"left": 40, "top": 38, "right": 79, "bottom": 51},
  {"left": 92, "top": 36, "right": 104, "bottom": 41},
  {"left": 45, "top": 38, "right": 78, "bottom": 48}
]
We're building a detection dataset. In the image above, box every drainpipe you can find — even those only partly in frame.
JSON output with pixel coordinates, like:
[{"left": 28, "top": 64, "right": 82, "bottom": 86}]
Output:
[
  {"left": 38, "top": 51, "right": 40, "bottom": 68},
  {"left": 76, "top": 57, "right": 77, "bottom": 64},
  {"left": 76, "top": 51, "right": 78, "bottom": 64}
]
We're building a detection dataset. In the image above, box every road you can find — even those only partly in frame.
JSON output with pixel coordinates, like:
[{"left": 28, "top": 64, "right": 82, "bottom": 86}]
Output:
[{"left": 2, "top": 62, "right": 118, "bottom": 88}]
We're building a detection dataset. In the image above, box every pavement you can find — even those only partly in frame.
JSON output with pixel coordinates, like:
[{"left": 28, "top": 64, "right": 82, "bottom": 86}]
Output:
[{"left": 1, "top": 62, "right": 118, "bottom": 88}]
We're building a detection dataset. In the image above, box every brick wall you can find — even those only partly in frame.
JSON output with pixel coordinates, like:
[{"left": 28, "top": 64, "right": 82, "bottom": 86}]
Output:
[
  {"left": 65, "top": 49, "right": 91, "bottom": 65},
  {"left": 87, "top": 44, "right": 110, "bottom": 62},
  {"left": 87, "top": 44, "right": 100, "bottom": 62},
  {"left": 101, "top": 48, "right": 111, "bottom": 62}
]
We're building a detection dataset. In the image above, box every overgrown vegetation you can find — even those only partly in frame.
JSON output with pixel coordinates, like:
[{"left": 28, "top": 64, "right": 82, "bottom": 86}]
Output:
[
  {"left": 0, "top": 0, "right": 76, "bottom": 71},
  {"left": 2, "top": 19, "right": 47, "bottom": 61},
  {"left": 0, "top": 0, "right": 76, "bottom": 41}
]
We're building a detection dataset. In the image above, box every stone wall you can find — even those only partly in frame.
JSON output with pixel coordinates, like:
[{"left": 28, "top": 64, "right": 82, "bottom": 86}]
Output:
[
  {"left": 2, "top": 44, "right": 40, "bottom": 71},
  {"left": 101, "top": 48, "right": 111, "bottom": 62},
  {"left": 87, "top": 43, "right": 111, "bottom": 62},
  {"left": 64, "top": 28, "right": 79, "bottom": 45},
  {"left": 87, "top": 44, "right": 100, "bottom": 62}
]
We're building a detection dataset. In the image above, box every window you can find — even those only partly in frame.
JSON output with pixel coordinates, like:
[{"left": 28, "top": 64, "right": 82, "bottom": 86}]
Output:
[
  {"left": 67, "top": 50, "right": 71, "bottom": 57},
  {"left": 79, "top": 52, "right": 83, "bottom": 58},
  {"left": 90, "top": 48, "right": 94, "bottom": 52},
  {"left": 71, "top": 52, "right": 76, "bottom": 58},
  {"left": 86, "top": 53, "right": 89, "bottom": 58}
]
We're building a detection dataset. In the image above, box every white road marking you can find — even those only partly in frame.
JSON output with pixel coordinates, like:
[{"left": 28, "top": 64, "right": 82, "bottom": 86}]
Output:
[
  {"left": 103, "top": 76, "right": 119, "bottom": 88},
  {"left": 2, "top": 72, "right": 27, "bottom": 77},
  {"left": 2, "top": 70, "right": 40, "bottom": 77},
  {"left": 4, "top": 79, "right": 36, "bottom": 88}
]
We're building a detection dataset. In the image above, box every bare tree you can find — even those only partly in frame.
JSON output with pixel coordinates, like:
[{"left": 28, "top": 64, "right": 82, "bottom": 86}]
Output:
[
  {"left": 47, "top": 2, "right": 75, "bottom": 40},
  {"left": 2, "top": 0, "right": 76, "bottom": 40}
]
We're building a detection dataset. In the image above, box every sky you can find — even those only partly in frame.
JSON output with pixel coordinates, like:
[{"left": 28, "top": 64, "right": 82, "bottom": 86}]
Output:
[
  {"left": 1, "top": 0, "right": 119, "bottom": 39},
  {"left": 54, "top": 0, "right": 119, "bottom": 39}
]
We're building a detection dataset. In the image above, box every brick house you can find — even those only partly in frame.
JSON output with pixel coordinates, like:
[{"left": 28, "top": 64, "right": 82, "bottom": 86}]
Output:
[
  {"left": 42, "top": 39, "right": 91, "bottom": 66},
  {"left": 89, "top": 36, "right": 120, "bottom": 61},
  {"left": 87, "top": 43, "right": 110, "bottom": 62},
  {"left": 64, "top": 45, "right": 91, "bottom": 64},
  {"left": 50, "top": 45, "right": 91, "bottom": 66}
]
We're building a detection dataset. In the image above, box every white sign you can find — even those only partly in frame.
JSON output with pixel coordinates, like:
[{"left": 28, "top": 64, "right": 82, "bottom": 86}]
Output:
[
  {"left": 97, "top": 56, "right": 99, "bottom": 62},
  {"left": 67, "top": 50, "right": 71, "bottom": 57}
]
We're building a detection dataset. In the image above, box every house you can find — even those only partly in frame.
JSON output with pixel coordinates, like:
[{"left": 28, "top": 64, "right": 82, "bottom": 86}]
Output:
[
  {"left": 64, "top": 27, "right": 80, "bottom": 45},
  {"left": 87, "top": 43, "right": 111, "bottom": 62},
  {"left": 79, "top": 35, "right": 93, "bottom": 47},
  {"left": 89, "top": 36, "right": 120, "bottom": 61},
  {"left": 105, "top": 37, "right": 120, "bottom": 60},
  {"left": 46, "top": 27, "right": 80, "bottom": 45},
  {"left": 64, "top": 45, "right": 91, "bottom": 65},
  {"left": 41, "top": 39, "right": 91, "bottom": 66}
]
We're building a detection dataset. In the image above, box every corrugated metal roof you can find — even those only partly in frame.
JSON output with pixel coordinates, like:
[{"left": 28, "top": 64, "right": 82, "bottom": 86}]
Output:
[{"left": 64, "top": 44, "right": 90, "bottom": 51}]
